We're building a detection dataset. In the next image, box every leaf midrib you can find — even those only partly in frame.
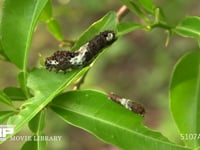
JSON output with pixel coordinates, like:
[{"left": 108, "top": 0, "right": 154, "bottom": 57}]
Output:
[
  {"left": 22, "top": 1, "right": 46, "bottom": 97},
  {"left": 176, "top": 26, "right": 200, "bottom": 37}
]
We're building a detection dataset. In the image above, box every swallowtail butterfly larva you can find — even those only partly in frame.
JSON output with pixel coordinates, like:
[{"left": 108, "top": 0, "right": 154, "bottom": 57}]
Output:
[{"left": 45, "top": 30, "right": 117, "bottom": 73}]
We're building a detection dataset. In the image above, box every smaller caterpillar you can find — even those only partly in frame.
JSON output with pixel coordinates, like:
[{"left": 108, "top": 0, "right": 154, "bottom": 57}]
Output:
[
  {"left": 108, "top": 92, "right": 145, "bottom": 116},
  {"left": 45, "top": 30, "right": 117, "bottom": 73}
]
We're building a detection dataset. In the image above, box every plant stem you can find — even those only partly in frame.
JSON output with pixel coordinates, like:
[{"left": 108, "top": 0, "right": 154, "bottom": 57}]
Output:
[
  {"left": 150, "top": 22, "right": 172, "bottom": 30},
  {"left": 73, "top": 70, "right": 89, "bottom": 90},
  {"left": 117, "top": 5, "right": 129, "bottom": 22}
]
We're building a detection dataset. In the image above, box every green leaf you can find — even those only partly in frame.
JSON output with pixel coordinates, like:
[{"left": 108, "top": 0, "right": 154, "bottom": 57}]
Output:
[
  {"left": 119, "top": 0, "right": 148, "bottom": 22},
  {"left": 72, "top": 11, "right": 117, "bottom": 51},
  {"left": 117, "top": 22, "right": 144, "bottom": 36},
  {"left": 119, "top": 0, "right": 142, "bottom": 15},
  {"left": 0, "top": 111, "right": 16, "bottom": 124},
  {"left": 1, "top": 0, "right": 48, "bottom": 69},
  {"left": 138, "top": 0, "right": 154, "bottom": 14},
  {"left": 50, "top": 90, "right": 191, "bottom": 150},
  {"left": 46, "top": 19, "right": 64, "bottom": 41},
  {"left": 29, "top": 110, "right": 46, "bottom": 133},
  {"left": 0, "top": 68, "right": 88, "bottom": 144},
  {"left": 174, "top": 16, "right": 200, "bottom": 47},
  {"left": 39, "top": 0, "right": 52, "bottom": 21},
  {"left": 0, "top": 40, "right": 7, "bottom": 58},
  {"left": 1, "top": 0, "right": 48, "bottom": 99},
  {"left": 119, "top": 0, "right": 155, "bottom": 15},
  {"left": 0, "top": 90, "right": 13, "bottom": 106},
  {"left": 40, "top": 0, "right": 64, "bottom": 41},
  {"left": 0, "top": 37, "right": 3, "bottom": 54},
  {"left": 25, "top": 111, "right": 46, "bottom": 150},
  {"left": 170, "top": 51, "right": 200, "bottom": 147},
  {"left": 3, "top": 87, "right": 26, "bottom": 101},
  {"left": 21, "top": 135, "right": 46, "bottom": 150},
  {"left": 18, "top": 72, "right": 29, "bottom": 97}
]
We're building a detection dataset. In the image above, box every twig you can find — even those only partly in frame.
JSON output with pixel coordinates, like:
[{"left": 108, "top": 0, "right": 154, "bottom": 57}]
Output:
[
  {"left": 59, "top": 39, "right": 75, "bottom": 48},
  {"left": 117, "top": 5, "right": 129, "bottom": 22},
  {"left": 73, "top": 70, "right": 89, "bottom": 90}
]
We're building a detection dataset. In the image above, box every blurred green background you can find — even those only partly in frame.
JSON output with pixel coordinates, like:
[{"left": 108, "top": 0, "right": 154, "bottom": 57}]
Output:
[{"left": 0, "top": 0, "right": 199, "bottom": 149}]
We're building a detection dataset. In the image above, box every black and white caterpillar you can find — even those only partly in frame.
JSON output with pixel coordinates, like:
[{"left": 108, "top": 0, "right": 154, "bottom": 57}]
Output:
[
  {"left": 108, "top": 92, "right": 145, "bottom": 116},
  {"left": 45, "top": 30, "right": 117, "bottom": 73}
]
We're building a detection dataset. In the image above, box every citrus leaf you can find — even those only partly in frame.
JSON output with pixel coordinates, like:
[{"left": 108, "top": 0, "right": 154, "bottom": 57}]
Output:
[
  {"left": 29, "top": 110, "right": 46, "bottom": 133},
  {"left": 21, "top": 135, "right": 46, "bottom": 150},
  {"left": 170, "top": 51, "right": 200, "bottom": 147},
  {"left": 24, "top": 111, "right": 46, "bottom": 150},
  {"left": 0, "top": 111, "right": 16, "bottom": 124},
  {"left": 46, "top": 19, "right": 64, "bottom": 41},
  {"left": 3, "top": 87, "right": 26, "bottom": 101},
  {"left": 0, "top": 67, "right": 88, "bottom": 144},
  {"left": 39, "top": 0, "right": 52, "bottom": 21},
  {"left": 50, "top": 90, "right": 191, "bottom": 150},
  {"left": 119, "top": 0, "right": 148, "bottom": 21},
  {"left": 117, "top": 22, "right": 144, "bottom": 36},
  {"left": 0, "top": 90, "right": 13, "bottom": 106},
  {"left": 1, "top": 0, "right": 48, "bottom": 69},
  {"left": 138, "top": 0, "right": 155, "bottom": 14},
  {"left": 1, "top": 0, "right": 48, "bottom": 98},
  {"left": 174, "top": 16, "right": 200, "bottom": 47},
  {"left": 40, "top": 0, "right": 64, "bottom": 41}
]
